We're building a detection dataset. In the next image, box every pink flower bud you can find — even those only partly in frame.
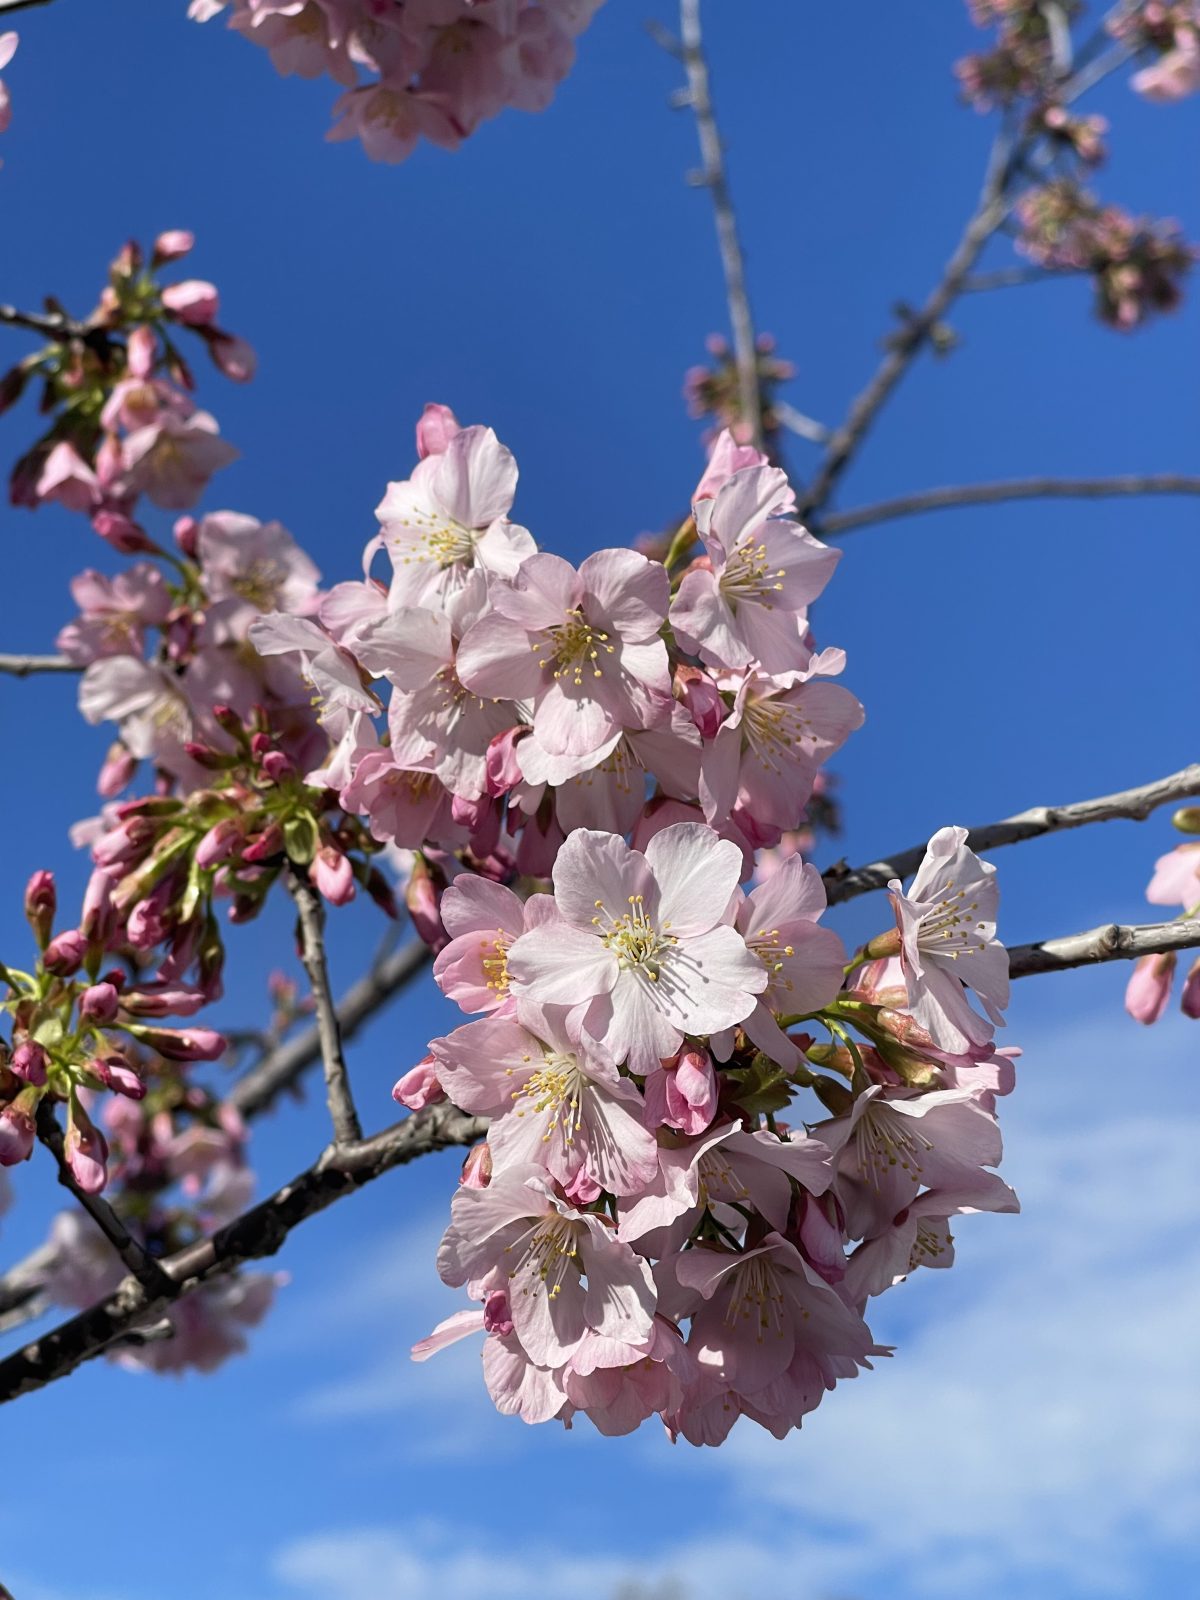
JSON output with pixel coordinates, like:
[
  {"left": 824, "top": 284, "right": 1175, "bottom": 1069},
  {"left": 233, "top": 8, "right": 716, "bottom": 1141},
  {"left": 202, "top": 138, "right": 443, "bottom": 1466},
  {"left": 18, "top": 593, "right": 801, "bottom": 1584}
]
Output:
[
  {"left": 98, "top": 741, "right": 138, "bottom": 796},
  {"left": 1182, "top": 957, "right": 1200, "bottom": 1020},
  {"left": 393, "top": 1056, "right": 445, "bottom": 1111},
  {"left": 152, "top": 229, "right": 195, "bottom": 264},
  {"left": 208, "top": 332, "right": 256, "bottom": 383},
  {"left": 791, "top": 1190, "right": 846, "bottom": 1286},
  {"left": 42, "top": 929, "right": 87, "bottom": 976},
  {"left": 119, "top": 982, "right": 206, "bottom": 1018},
  {"left": 134, "top": 1026, "right": 227, "bottom": 1062},
  {"left": 24, "top": 870, "right": 56, "bottom": 947},
  {"left": 196, "top": 817, "right": 244, "bottom": 869},
  {"left": 459, "top": 1142, "right": 492, "bottom": 1189},
  {"left": 563, "top": 1168, "right": 603, "bottom": 1205},
  {"left": 482, "top": 1287, "right": 512, "bottom": 1337},
  {"left": 161, "top": 279, "right": 219, "bottom": 327},
  {"left": 66, "top": 1100, "right": 108, "bottom": 1193},
  {"left": 1125, "top": 952, "right": 1176, "bottom": 1025},
  {"left": 88, "top": 1055, "right": 146, "bottom": 1100},
  {"left": 0, "top": 1096, "right": 37, "bottom": 1166},
  {"left": 36, "top": 440, "right": 99, "bottom": 513},
  {"left": 126, "top": 325, "right": 157, "bottom": 381},
  {"left": 674, "top": 665, "right": 724, "bottom": 739},
  {"left": 260, "top": 750, "right": 295, "bottom": 783},
  {"left": 92, "top": 509, "right": 160, "bottom": 556},
  {"left": 312, "top": 845, "right": 356, "bottom": 906},
  {"left": 79, "top": 982, "right": 120, "bottom": 1024},
  {"left": 405, "top": 867, "right": 447, "bottom": 953},
  {"left": 242, "top": 821, "right": 284, "bottom": 863},
  {"left": 10, "top": 1041, "right": 49, "bottom": 1087},
  {"left": 644, "top": 1045, "right": 718, "bottom": 1134},
  {"left": 174, "top": 514, "right": 200, "bottom": 558},
  {"left": 415, "top": 401, "right": 461, "bottom": 459},
  {"left": 485, "top": 726, "right": 527, "bottom": 796}
]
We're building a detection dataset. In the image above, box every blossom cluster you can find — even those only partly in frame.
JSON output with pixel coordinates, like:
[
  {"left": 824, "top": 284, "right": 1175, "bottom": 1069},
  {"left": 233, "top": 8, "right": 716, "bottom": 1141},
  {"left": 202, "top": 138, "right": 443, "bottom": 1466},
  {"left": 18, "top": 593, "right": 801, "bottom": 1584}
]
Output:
[
  {"left": 1015, "top": 178, "right": 1194, "bottom": 327},
  {"left": 1125, "top": 806, "right": 1200, "bottom": 1023},
  {"left": 407, "top": 822, "right": 1016, "bottom": 1443},
  {"left": 5, "top": 231, "right": 251, "bottom": 536},
  {"left": 189, "top": 0, "right": 604, "bottom": 164},
  {"left": 682, "top": 332, "right": 797, "bottom": 447},
  {"left": 1112, "top": 2, "right": 1200, "bottom": 102}
]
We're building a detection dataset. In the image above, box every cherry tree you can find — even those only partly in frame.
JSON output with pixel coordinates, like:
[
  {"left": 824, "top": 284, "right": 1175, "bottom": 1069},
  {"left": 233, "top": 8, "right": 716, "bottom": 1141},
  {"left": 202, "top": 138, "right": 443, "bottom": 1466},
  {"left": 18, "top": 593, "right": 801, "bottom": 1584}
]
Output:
[{"left": 0, "top": 0, "right": 1196, "bottom": 1460}]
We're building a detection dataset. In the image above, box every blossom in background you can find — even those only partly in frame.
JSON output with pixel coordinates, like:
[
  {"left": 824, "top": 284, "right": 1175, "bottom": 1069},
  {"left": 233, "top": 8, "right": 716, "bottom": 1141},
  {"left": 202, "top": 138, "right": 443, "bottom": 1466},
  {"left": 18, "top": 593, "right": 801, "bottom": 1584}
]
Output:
[{"left": 0, "top": 31, "right": 17, "bottom": 135}]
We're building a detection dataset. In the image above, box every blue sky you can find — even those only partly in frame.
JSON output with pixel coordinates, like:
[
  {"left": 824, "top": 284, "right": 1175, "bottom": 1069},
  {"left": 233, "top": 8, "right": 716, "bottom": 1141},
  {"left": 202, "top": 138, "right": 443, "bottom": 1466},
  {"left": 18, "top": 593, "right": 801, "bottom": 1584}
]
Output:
[{"left": 0, "top": 4, "right": 1197, "bottom": 1598}]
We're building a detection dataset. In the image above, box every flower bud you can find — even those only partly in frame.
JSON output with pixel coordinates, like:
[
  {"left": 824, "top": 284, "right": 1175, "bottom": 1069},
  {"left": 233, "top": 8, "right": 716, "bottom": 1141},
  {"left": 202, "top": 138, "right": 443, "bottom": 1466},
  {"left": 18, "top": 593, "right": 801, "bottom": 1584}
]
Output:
[
  {"left": 88, "top": 1055, "right": 146, "bottom": 1100},
  {"left": 673, "top": 665, "right": 724, "bottom": 739},
  {"left": 98, "top": 741, "right": 138, "bottom": 797},
  {"left": 161, "top": 279, "right": 219, "bottom": 327},
  {"left": 42, "top": 929, "right": 87, "bottom": 976},
  {"left": 484, "top": 726, "right": 527, "bottom": 797},
  {"left": 208, "top": 332, "right": 256, "bottom": 384},
  {"left": 1181, "top": 957, "right": 1200, "bottom": 1020},
  {"left": 482, "top": 1288, "right": 513, "bottom": 1337},
  {"left": 261, "top": 750, "right": 295, "bottom": 784},
  {"left": 460, "top": 1142, "right": 492, "bottom": 1189},
  {"left": 415, "top": 402, "right": 460, "bottom": 459},
  {"left": 0, "top": 1091, "right": 38, "bottom": 1166},
  {"left": 10, "top": 1041, "right": 49, "bottom": 1087},
  {"left": 644, "top": 1046, "right": 717, "bottom": 1135},
  {"left": 92, "top": 509, "right": 160, "bottom": 556},
  {"left": 174, "top": 514, "right": 200, "bottom": 559},
  {"left": 405, "top": 863, "right": 447, "bottom": 953},
  {"left": 79, "top": 982, "right": 120, "bottom": 1024},
  {"left": 393, "top": 1055, "right": 445, "bottom": 1111},
  {"left": 312, "top": 845, "right": 356, "bottom": 906},
  {"left": 1125, "top": 952, "right": 1176, "bottom": 1025},
  {"left": 242, "top": 821, "right": 284, "bottom": 863},
  {"left": 1173, "top": 807, "right": 1200, "bottom": 835},
  {"left": 24, "top": 870, "right": 57, "bottom": 947},
  {"left": 132, "top": 1026, "right": 228, "bottom": 1063},
  {"left": 80, "top": 868, "right": 119, "bottom": 949},
  {"left": 66, "top": 1098, "right": 108, "bottom": 1193},
  {"left": 152, "top": 229, "right": 195, "bottom": 264},
  {"left": 195, "top": 817, "right": 244, "bottom": 869}
]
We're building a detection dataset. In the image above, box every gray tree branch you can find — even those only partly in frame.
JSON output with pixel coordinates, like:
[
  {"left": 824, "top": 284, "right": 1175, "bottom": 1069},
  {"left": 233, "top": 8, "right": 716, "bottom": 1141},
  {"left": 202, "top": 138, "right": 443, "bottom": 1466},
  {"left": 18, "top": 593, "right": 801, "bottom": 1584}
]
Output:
[
  {"left": 1009, "top": 917, "right": 1200, "bottom": 977},
  {"left": 285, "top": 868, "right": 363, "bottom": 1146},
  {"left": 816, "top": 475, "right": 1200, "bottom": 536},
  {"left": 0, "top": 654, "right": 80, "bottom": 677}
]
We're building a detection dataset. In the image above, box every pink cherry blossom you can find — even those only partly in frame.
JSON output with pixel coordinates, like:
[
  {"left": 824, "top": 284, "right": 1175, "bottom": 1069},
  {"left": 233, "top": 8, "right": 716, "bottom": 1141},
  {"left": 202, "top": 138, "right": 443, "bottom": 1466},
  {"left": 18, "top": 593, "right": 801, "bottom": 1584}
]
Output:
[
  {"left": 457, "top": 548, "right": 672, "bottom": 760},
  {"left": 1125, "top": 951, "right": 1176, "bottom": 1024},
  {"left": 671, "top": 463, "right": 839, "bottom": 674},
  {"left": 0, "top": 32, "right": 17, "bottom": 135},
  {"left": 57, "top": 565, "right": 172, "bottom": 666},
  {"left": 888, "top": 826, "right": 1009, "bottom": 1055},
  {"left": 437, "top": 1165, "right": 656, "bottom": 1366},
  {"left": 1146, "top": 842, "right": 1200, "bottom": 909},
  {"left": 117, "top": 410, "right": 239, "bottom": 510},
  {"left": 1132, "top": 28, "right": 1200, "bottom": 101},
  {"left": 506, "top": 823, "right": 768, "bottom": 1072},
  {"left": 197, "top": 511, "right": 321, "bottom": 639},
  {"left": 432, "top": 874, "right": 558, "bottom": 1015}
]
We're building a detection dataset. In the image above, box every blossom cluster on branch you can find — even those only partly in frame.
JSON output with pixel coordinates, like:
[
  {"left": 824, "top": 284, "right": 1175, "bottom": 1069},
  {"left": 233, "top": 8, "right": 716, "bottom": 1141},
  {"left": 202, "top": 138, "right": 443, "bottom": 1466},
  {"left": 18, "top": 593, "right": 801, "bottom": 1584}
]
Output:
[
  {"left": 1125, "top": 806, "right": 1200, "bottom": 1022},
  {"left": 188, "top": 0, "right": 604, "bottom": 164}
]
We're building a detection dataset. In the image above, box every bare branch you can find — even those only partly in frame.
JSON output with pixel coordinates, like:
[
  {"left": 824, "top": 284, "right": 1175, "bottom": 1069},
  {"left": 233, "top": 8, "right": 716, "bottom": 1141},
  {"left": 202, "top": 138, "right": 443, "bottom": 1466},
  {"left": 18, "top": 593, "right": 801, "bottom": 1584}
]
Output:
[
  {"left": 0, "top": 303, "right": 91, "bottom": 341},
  {"left": 678, "top": 0, "right": 764, "bottom": 452},
  {"left": 961, "top": 265, "right": 1082, "bottom": 293},
  {"left": 0, "top": 654, "right": 80, "bottom": 677},
  {"left": 0, "top": 1245, "right": 53, "bottom": 1334},
  {"left": 35, "top": 1103, "right": 173, "bottom": 1298},
  {"left": 0, "top": 0, "right": 61, "bottom": 14},
  {"left": 816, "top": 474, "right": 1200, "bottom": 537},
  {"left": 0, "top": 1103, "right": 486, "bottom": 1405},
  {"left": 229, "top": 933, "right": 431, "bottom": 1119},
  {"left": 774, "top": 401, "right": 830, "bottom": 444},
  {"left": 285, "top": 868, "right": 362, "bottom": 1146},
  {"left": 824, "top": 764, "right": 1200, "bottom": 905},
  {"left": 1010, "top": 917, "right": 1200, "bottom": 978}
]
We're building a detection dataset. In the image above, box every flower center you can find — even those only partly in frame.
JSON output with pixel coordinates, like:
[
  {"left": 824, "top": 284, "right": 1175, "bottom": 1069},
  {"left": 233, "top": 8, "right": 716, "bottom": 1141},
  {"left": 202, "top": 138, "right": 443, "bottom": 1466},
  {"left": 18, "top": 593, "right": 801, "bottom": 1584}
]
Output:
[
  {"left": 909, "top": 1219, "right": 952, "bottom": 1271},
  {"left": 747, "top": 925, "right": 796, "bottom": 997},
  {"left": 533, "top": 609, "right": 614, "bottom": 687},
  {"left": 509, "top": 1215, "right": 581, "bottom": 1301},
  {"left": 592, "top": 893, "right": 676, "bottom": 979},
  {"left": 723, "top": 1254, "right": 788, "bottom": 1342},
  {"left": 508, "top": 1050, "right": 584, "bottom": 1147},
  {"left": 479, "top": 929, "right": 513, "bottom": 996},
  {"left": 721, "top": 539, "right": 786, "bottom": 606},
  {"left": 393, "top": 509, "right": 476, "bottom": 569},
  {"left": 742, "top": 694, "right": 815, "bottom": 773},
  {"left": 230, "top": 558, "right": 286, "bottom": 611},
  {"left": 853, "top": 1104, "right": 934, "bottom": 1191},
  {"left": 918, "top": 878, "right": 989, "bottom": 958}
]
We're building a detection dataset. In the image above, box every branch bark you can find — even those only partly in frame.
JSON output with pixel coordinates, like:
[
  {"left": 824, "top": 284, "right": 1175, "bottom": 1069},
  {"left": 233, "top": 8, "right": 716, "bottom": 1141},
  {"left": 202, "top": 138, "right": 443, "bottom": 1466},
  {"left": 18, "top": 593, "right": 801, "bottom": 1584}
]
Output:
[
  {"left": 0, "top": 303, "right": 91, "bottom": 341},
  {"left": 816, "top": 475, "right": 1200, "bottom": 537},
  {"left": 1009, "top": 917, "right": 1200, "bottom": 977},
  {"left": 824, "top": 764, "right": 1200, "bottom": 905},
  {"left": 0, "top": 1103, "right": 486, "bottom": 1405},
  {"left": 0, "top": 653, "right": 80, "bottom": 677},
  {"left": 285, "top": 868, "right": 362, "bottom": 1146},
  {"left": 678, "top": 0, "right": 764, "bottom": 452}
]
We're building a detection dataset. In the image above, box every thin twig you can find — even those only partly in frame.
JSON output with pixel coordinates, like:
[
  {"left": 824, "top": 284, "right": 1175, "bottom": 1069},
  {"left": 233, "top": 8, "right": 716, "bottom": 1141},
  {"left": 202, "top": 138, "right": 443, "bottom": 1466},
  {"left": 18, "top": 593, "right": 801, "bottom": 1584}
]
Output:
[
  {"left": 1010, "top": 917, "right": 1200, "bottom": 977},
  {"left": 35, "top": 1103, "right": 173, "bottom": 1298},
  {"left": 824, "top": 764, "right": 1200, "bottom": 905},
  {"left": 774, "top": 401, "right": 830, "bottom": 444},
  {"left": 0, "top": 1103, "right": 487, "bottom": 1405},
  {"left": 0, "top": 653, "right": 80, "bottom": 677},
  {"left": 0, "top": 0, "right": 61, "bottom": 14},
  {"left": 816, "top": 474, "right": 1200, "bottom": 537},
  {"left": 230, "top": 934, "right": 431, "bottom": 1118},
  {"left": 0, "top": 304, "right": 90, "bottom": 341},
  {"left": 285, "top": 868, "right": 362, "bottom": 1146},
  {"left": 678, "top": 0, "right": 764, "bottom": 452}
]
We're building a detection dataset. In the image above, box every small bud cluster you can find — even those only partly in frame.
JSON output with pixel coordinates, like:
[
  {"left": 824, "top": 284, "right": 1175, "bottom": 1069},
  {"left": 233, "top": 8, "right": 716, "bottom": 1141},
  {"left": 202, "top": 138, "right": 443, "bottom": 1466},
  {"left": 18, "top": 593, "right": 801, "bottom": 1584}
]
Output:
[
  {"left": 1125, "top": 806, "right": 1200, "bottom": 1024},
  {"left": 682, "top": 332, "right": 797, "bottom": 445},
  {"left": 6, "top": 232, "right": 251, "bottom": 534},
  {"left": 189, "top": 0, "right": 604, "bottom": 164}
]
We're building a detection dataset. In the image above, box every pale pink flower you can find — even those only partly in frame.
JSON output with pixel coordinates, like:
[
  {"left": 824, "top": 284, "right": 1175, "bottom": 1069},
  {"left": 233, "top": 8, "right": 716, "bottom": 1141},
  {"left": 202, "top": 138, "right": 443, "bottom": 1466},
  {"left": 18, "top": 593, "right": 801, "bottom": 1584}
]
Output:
[
  {"left": 78, "top": 657, "right": 193, "bottom": 765},
  {"left": 671, "top": 464, "right": 839, "bottom": 674},
  {"left": 161, "top": 279, "right": 220, "bottom": 326},
  {"left": 562, "top": 1316, "right": 696, "bottom": 1436},
  {"left": 233, "top": 1, "right": 355, "bottom": 84},
  {"left": 329, "top": 82, "right": 462, "bottom": 161},
  {"left": 376, "top": 423, "right": 534, "bottom": 604},
  {"left": 693, "top": 428, "right": 773, "bottom": 502},
  {"left": 118, "top": 1273, "right": 282, "bottom": 1375},
  {"left": 35, "top": 440, "right": 100, "bottom": 513},
  {"left": 661, "top": 1234, "right": 876, "bottom": 1395},
  {"left": 56, "top": 565, "right": 171, "bottom": 665},
  {"left": 1131, "top": 28, "right": 1200, "bottom": 102},
  {"left": 437, "top": 1165, "right": 656, "bottom": 1366},
  {"left": 457, "top": 548, "right": 671, "bottom": 760},
  {"left": 699, "top": 658, "right": 864, "bottom": 832},
  {"left": 842, "top": 1168, "right": 1019, "bottom": 1302},
  {"left": 1146, "top": 843, "right": 1200, "bottom": 910},
  {"left": 430, "top": 1007, "right": 658, "bottom": 1195},
  {"left": 618, "top": 1121, "right": 833, "bottom": 1250},
  {"left": 248, "top": 613, "right": 381, "bottom": 733},
  {"left": 339, "top": 750, "right": 455, "bottom": 847},
  {"left": 433, "top": 874, "right": 558, "bottom": 1015},
  {"left": 506, "top": 823, "right": 767, "bottom": 1072},
  {"left": 197, "top": 511, "right": 320, "bottom": 639},
  {"left": 118, "top": 410, "right": 239, "bottom": 510},
  {"left": 888, "top": 826, "right": 1009, "bottom": 1055}
]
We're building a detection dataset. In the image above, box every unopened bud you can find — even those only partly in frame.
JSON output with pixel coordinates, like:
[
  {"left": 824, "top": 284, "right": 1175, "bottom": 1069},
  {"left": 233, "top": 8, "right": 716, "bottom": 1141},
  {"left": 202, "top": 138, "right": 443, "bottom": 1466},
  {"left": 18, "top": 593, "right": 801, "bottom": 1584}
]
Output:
[
  {"left": 174, "top": 514, "right": 200, "bottom": 559},
  {"left": 1173, "top": 807, "right": 1200, "bottom": 835},
  {"left": 65, "top": 1097, "right": 108, "bottom": 1193},
  {"left": 460, "top": 1142, "right": 492, "bottom": 1189},
  {"left": 10, "top": 1041, "right": 49, "bottom": 1087},
  {"left": 130, "top": 1026, "right": 228, "bottom": 1063},
  {"left": 152, "top": 229, "right": 195, "bottom": 265},
  {"left": 88, "top": 1055, "right": 146, "bottom": 1100},
  {"left": 405, "top": 863, "right": 447, "bottom": 952},
  {"left": 1182, "top": 958, "right": 1200, "bottom": 1020},
  {"left": 43, "top": 929, "right": 87, "bottom": 976},
  {"left": 312, "top": 845, "right": 356, "bottom": 906},
  {"left": 195, "top": 817, "right": 244, "bottom": 869},
  {"left": 24, "top": 870, "right": 57, "bottom": 947},
  {"left": 0, "top": 1088, "right": 39, "bottom": 1165},
  {"left": 392, "top": 1055, "right": 445, "bottom": 1111},
  {"left": 79, "top": 982, "right": 120, "bottom": 1025}
]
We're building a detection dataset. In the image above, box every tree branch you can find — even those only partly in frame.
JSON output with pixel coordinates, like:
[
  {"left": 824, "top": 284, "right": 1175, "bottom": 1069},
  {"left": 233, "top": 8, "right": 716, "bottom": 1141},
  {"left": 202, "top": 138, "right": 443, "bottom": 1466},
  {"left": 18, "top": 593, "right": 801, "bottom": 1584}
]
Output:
[
  {"left": 0, "top": 303, "right": 91, "bottom": 342},
  {"left": 816, "top": 475, "right": 1200, "bottom": 536},
  {"left": 0, "top": 1103, "right": 486, "bottom": 1405},
  {"left": 824, "top": 764, "right": 1200, "bottom": 905},
  {"left": 0, "top": 653, "right": 80, "bottom": 677},
  {"left": 0, "top": 0, "right": 62, "bottom": 14},
  {"left": 285, "top": 868, "right": 362, "bottom": 1146},
  {"left": 678, "top": 0, "right": 764, "bottom": 452},
  {"left": 1010, "top": 917, "right": 1200, "bottom": 977},
  {"left": 35, "top": 1103, "right": 173, "bottom": 1298}
]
